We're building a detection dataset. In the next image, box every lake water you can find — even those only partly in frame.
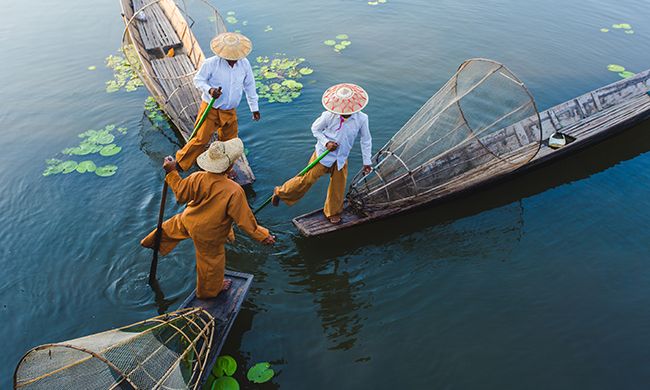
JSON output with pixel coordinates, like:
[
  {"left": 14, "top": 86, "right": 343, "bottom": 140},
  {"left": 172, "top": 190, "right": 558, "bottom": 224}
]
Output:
[{"left": 2, "top": 0, "right": 650, "bottom": 388}]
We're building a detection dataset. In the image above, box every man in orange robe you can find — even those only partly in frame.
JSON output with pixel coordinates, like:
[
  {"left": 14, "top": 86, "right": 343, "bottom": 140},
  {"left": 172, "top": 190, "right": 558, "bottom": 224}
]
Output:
[{"left": 142, "top": 138, "right": 275, "bottom": 299}]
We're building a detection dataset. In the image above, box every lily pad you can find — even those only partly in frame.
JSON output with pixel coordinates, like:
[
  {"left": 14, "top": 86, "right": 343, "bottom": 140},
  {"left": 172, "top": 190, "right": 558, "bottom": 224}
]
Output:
[
  {"left": 625, "top": 30, "right": 634, "bottom": 34},
  {"left": 379, "top": 0, "right": 387, "bottom": 3},
  {"left": 368, "top": 1, "right": 378, "bottom": 5},
  {"left": 88, "top": 66, "right": 96, "bottom": 70},
  {"left": 226, "top": 16, "right": 238, "bottom": 24},
  {"left": 619, "top": 71, "right": 635, "bottom": 79},
  {"left": 95, "top": 165, "right": 118, "bottom": 177},
  {"left": 340, "top": 40, "right": 352, "bottom": 46},
  {"left": 100, "top": 144, "right": 122, "bottom": 157},
  {"left": 336, "top": 34, "right": 349, "bottom": 40},
  {"left": 324, "top": 40, "right": 336, "bottom": 46},
  {"left": 264, "top": 25, "right": 273, "bottom": 32},
  {"left": 94, "top": 132, "right": 115, "bottom": 144},
  {"left": 43, "top": 160, "right": 65, "bottom": 176},
  {"left": 607, "top": 64, "right": 625, "bottom": 72},
  {"left": 226, "top": 11, "right": 235, "bottom": 16},
  {"left": 212, "top": 355, "right": 237, "bottom": 377},
  {"left": 76, "top": 160, "right": 97, "bottom": 173},
  {"left": 211, "top": 377, "right": 239, "bottom": 390},
  {"left": 247, "top": 362, "right": 274, "bottom": 384},
  {"left": 600, "top": 28, "right": 609, "bottom": 32},
  {"left": 264, "top": 71, "right": 279, "bottom": 79},
  {"left": 299, "top": 67, "right": 314, "bottom": 75},
  {"left": 334, "top": 44, "right": 345, "bottom": 50},
  {"left": 60, "top": 160, "right": 78, "bottom": 174}
]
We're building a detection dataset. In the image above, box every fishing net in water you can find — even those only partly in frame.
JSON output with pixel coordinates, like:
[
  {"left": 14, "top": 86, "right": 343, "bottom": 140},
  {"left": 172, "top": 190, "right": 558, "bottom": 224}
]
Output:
[
  {"left": 347, "top": 58, "right": 542, "bottom": 211},
  {"left": 14, "top": 308, "right": 214, "bottom": 390}
]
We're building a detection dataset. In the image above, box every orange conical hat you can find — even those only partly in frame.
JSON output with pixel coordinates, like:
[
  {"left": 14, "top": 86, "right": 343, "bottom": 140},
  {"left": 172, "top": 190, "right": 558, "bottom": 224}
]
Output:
[
  {"left": 210, "top": 32, "right": 252, "bottom": 60},
  {"left": 322, "top": 83, "right": 369, "bottom": 115}
]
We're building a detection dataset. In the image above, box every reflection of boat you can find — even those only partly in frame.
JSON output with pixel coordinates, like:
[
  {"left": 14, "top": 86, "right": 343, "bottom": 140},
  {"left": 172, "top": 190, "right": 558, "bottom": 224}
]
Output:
[
  {"left": 119, "top": 0, "right": 255, "bottom": 185},
  {"left": 14, "top": 270, "right": 252, "bottom": 388},
  {"left": 294, "top": 61, "right": 650, "bottom": 237}
]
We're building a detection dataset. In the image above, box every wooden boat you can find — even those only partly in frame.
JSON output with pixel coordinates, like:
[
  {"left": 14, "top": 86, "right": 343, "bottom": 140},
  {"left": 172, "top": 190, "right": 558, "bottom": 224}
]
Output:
[
  {"left": 294, "top": 61, "right": 650, "bottom": 237},
  {"left": 180, "top": 269, "right": 253, "bottom": 385},
  {"left": 119, "top": 0, "right": 255, "bottom": 185},
  {"left": 13, "top": 269, "right": 252, "bottom": 388}
]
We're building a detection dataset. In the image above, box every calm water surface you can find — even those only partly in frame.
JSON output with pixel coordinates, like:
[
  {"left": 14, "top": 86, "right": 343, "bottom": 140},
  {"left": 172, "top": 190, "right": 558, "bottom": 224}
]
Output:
[{"left": 2, "top": 0, "right": 650, "bottom": 388}]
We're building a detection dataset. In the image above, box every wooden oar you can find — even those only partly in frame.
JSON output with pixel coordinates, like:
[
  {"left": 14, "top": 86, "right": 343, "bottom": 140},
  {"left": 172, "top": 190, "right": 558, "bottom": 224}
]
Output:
[
  {"left": 253, "top": 149, "right": 331, "bottom": 215},
  {"left": 148, "top": 97, "right": 216, "bottom": 284}
]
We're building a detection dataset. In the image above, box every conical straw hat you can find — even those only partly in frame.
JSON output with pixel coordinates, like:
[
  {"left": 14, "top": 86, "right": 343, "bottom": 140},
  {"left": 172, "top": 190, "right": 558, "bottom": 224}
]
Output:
[
  {"left": 322, "top": 83, "right": 369, "bottom": 115},
  {"left": 197, "top": 138, "right": 244, "bottom": 173},
  {"left": 210, "top": 32, "right": 253, "bottom": 60}
]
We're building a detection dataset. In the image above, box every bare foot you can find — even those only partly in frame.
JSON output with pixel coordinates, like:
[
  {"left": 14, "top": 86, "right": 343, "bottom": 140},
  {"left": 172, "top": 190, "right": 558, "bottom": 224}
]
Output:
[
  {"left": 327, "top": 215, "right": 342, "bottom": 224},
  {"left": 221, "top": 278, "right": 232, "bottom": 291}
]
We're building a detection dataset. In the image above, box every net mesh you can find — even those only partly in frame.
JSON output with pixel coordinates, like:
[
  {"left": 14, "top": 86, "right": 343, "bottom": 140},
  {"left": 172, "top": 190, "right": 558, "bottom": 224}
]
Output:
[
  {"left": 14, "top": 308, "right": 214, "bottom": 390},
  {"left": 348, "top": 58, "right": 542, "bottom": 210}
]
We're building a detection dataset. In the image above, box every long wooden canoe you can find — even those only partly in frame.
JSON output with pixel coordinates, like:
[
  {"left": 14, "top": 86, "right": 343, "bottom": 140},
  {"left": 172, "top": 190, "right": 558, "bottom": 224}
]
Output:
[
  {"left": 119, "top": 0, "right": 255, "bottom": 185},
  {"left": 294, "top": 69, "right": 650, "bottom": 237},
  {"left": 180, "top": 269, "right": 253, "bottom": 385}
]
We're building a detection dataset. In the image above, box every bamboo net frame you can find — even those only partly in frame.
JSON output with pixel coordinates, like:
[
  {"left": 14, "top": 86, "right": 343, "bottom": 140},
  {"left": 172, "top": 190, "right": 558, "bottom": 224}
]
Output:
[
  {"left": 347, "top": 58, "right": 542, "bottom": 211},
  {"left": 14, "top": 308, "right": 215, "bottom": 390}
]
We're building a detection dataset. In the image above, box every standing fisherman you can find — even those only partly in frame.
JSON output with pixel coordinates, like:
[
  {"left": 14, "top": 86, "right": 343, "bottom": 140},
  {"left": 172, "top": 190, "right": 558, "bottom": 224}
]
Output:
[
  {"left": 142, "top": 138, "right": 275, "bottom": 299},
  {"left": 175, "top": 32, "right": 261, "bottom": 171},
  {"left": 271, "top": 83, "right": 373, "bottom": 224}
]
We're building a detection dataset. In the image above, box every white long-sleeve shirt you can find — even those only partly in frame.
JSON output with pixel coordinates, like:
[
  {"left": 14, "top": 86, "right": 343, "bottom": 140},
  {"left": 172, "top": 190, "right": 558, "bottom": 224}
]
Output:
[
  {"left": 193, "top": 56, "right": 259, "bottom": 112},
  {"left": 311, "top": 111, "right": 372, "bottom": 170}
]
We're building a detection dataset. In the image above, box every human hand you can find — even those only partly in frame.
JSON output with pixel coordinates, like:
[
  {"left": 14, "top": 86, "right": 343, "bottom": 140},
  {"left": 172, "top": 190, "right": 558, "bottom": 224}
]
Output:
[
  {"left": 325, "top": 141, "right": 338, "bottom": 151},
  {"left": 209, "top": 86, "right": 222, "bottom": 99},
  {"left": 261, "top": 234, "right": 276, "bottom": 245},
  {"left": 363, "top": 165, "right": 372, "bottom": 175},
  {"left": 252, "top": 111, "right": 261, "bottom": 121},
  {"left": 163, "top": 156, "right": 178, "bottom": 173}
]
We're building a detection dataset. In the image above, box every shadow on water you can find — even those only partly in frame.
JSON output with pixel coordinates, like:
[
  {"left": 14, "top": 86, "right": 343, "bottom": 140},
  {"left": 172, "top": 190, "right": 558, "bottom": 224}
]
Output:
[{"left": 297, "top": 119, "right": 650, "bottom": 254}]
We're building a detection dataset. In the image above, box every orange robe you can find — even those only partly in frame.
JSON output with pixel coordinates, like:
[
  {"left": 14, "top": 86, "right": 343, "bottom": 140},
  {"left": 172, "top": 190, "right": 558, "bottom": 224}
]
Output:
[
  {"left": 175, "top": 101, "right": 239, "bottom": 171},
  {"left": 141, "top": 170, "right": 268, "bottom": 299}
]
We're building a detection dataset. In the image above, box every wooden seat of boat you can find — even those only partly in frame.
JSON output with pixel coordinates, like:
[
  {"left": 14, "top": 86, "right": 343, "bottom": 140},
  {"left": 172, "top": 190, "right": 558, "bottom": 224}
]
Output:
[{"left": 132, "top": 0, "right": 182, "bottom": 52}]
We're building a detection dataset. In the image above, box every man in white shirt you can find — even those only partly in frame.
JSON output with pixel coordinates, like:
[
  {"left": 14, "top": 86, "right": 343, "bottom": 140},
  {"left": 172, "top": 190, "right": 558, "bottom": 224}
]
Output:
[
  {"left": 272, "top": 83, "right": 372, "bottom": 224},
  {"left": 176, "top": 32, "right": 260, "bottom": 171}
]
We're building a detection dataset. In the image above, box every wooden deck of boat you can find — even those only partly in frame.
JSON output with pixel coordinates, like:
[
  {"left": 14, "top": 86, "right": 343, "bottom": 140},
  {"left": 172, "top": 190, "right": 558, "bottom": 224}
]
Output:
[
  {"left": 180, "top": 269, "right": 253, "bottom": 385},
  {"left": 120, "top": 0, "right": 255, "bottom": 185},
  {"left": 294, "top": 70, "right": 650, "bottom": 237}
]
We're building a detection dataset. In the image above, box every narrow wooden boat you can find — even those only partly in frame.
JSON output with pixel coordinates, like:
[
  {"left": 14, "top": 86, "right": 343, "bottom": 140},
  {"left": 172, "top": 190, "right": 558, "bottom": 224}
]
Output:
[
  {"left": 119, "top": 0, "right": 255, "bottom": 185},
  {"left": 294, "top": 61, "right": 650, "bottom": 237},
  {"left": 180, "top": 269, "right": 253, "bottom": 385}
]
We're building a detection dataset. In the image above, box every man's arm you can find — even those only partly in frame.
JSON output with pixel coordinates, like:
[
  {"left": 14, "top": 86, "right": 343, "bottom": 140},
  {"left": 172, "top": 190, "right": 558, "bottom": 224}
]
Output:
[
  {"left": 311, "top": 112, "right": 330, "bottom": 146},
  {"left": 359, "top": 116, "right": 373, "bottom": 173},
  {"left": 193, "top": 60, "right": 213, "bottom": 96},
  {"left": 242, "top": 60, "right": 260, "bottom": 117},
  {"left": 163, "top": 157, "right": 197, "bottom": 204},
  {"left": 227, "top": 188, "right": 273, "bottom": 242}
]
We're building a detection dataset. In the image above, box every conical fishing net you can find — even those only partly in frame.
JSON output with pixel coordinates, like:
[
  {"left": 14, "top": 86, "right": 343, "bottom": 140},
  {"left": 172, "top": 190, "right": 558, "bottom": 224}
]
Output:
[
  {"left": 14, "top": 308, "right": 214, "bottom": 390},
  {"left": 348, "top": 58, "right": 542, "bottom": 211}
]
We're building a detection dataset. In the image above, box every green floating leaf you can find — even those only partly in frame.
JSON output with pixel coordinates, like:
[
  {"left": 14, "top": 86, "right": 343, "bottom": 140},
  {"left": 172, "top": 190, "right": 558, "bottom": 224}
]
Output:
[
  {"left": 60, "top": 160, "right": 78, "bottom": 174},
  {"left": 94, "top": 132, "right": 115, "bottom": 145},
  {"left": 212, "top": 355, "right": 237, "bottom": 377},
  {"left": 242, "top": 20, "right": 248, "bottom": 26},
  {"left": 340, "top": 40, "right": 352, "bottom": 46},
  {"left": 264, "top": 25, "right": 273, "bottom": 32},
  {"left": 247, "top": 362, "right": 274, "bottom": 384},
  {"left": 211, "top": 377, "right": 239, "bottom": 390},
  {"left": 100, "top": 144, "right": 122, "bottom": 157},
  {"left": 88, "top": 66, "right": 96, "bottom": 70},
  {"left": 368, "top": 1, "right": 378, "bottom": 5},
  {"left": 76, "top": 160, "right": 97, "bottom": 173},
  {"left": 95, "top": 165, "right": 118, "bottom": 177},
  {"left": 299, "top": 67, "right": 314, "bottom": 75},
  {"left": 227, "top": 10, "right": 235, "bottom": 16},
  {"left": 43, "top": 161, "right": 65, "bottom": 176},
  {"left": 619, "top": 71, "right": 635, "bottom": 79},
  {"left": 336, "top": 34, "right": 349, "bottom": 40},
  {"left": 264, "top": 71, "right": 279, "bottom": 79},
  {"left": 334, "top": 44, "right": 345, "bottom": 50},
  {"left": 378, "top": 0, "right": 387, "bottom": 3},
  {"left": 600, "top": 28, "right": 609, "bottom": 32},
  {"left": 607, "top": 64, "right": 625, "bottom": 72},
  {"left": 323, "top": 39, "right": 336, "bottom": 46},
  {"left": 226, "top": 16, "right": 238, "bottom": 24},
  {"left": 625, "top": 30, "right": 634, "bottom": 34}
]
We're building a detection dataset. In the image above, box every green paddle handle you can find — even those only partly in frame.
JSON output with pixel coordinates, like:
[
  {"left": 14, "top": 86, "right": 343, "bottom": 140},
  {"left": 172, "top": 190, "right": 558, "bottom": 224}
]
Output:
[
  {"left": 187, "top": 96, "right": 216, "bottom": 142},
  {"left": 253, "top": 149, "right": 331, "bottom": 215}
]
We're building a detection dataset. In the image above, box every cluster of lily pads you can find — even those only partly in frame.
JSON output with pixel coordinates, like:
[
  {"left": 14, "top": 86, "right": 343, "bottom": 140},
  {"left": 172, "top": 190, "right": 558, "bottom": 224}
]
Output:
[
  {"left": 324, "top": 34, "right": 352, "bottom": 53},
  {"left": 368, "top": 0, "right": 387, "bottom": 5},
  {"left": 204, "top": 355, "right": 274, "bottom": 390},
  {"left": 144, "top": 96, "right": 173, "bottom": 132},
  {"left": 105, "top": 45, "right": 144, "bottom": 93},
  {"left": 600, "top": 23, "right": 634, "bottom": 34},
  {"left": 607, "top": 64, "right": 635, "bottom": 79},
  {"left": 225, "top": 11, "right": 238, "bottom": 25},
  {"left": 42, "top": 124, "right": 126, "bottom": 178},
  {"left": 253, "top": 55, "right": 314, "bottom": 103}
]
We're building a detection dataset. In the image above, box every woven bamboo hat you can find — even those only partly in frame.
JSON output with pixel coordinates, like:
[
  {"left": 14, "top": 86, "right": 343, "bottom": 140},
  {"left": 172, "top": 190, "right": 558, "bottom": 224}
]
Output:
[
  {"left": 210, "top": 32, "right": 253, "bottom": 60},
  {"left": 197, "top": 138, "right": 244, "bottom": 174},
  {"left": 322, "top": 83, "right": 369, "bottom": 115}
]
